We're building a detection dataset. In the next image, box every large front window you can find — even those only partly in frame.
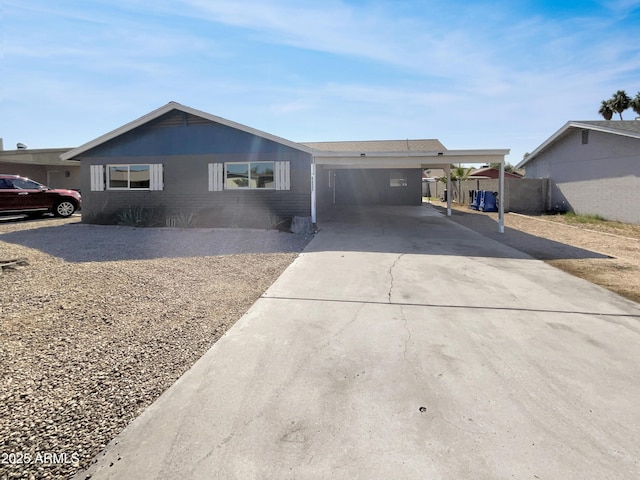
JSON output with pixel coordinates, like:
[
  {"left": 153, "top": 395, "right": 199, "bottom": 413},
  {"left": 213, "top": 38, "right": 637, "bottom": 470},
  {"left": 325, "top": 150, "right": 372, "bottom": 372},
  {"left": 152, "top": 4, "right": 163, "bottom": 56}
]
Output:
[
  {"left": 225, "top": 162, "right": 274, "bottom": 189},
  {"left": 108, "top": 165, "right": 150, "bottom": 189}
]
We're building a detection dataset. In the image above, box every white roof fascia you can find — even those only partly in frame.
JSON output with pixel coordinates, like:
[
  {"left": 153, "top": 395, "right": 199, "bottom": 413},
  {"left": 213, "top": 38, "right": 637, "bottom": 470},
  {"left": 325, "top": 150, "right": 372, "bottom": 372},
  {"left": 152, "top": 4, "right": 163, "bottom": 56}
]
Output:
[
  {"left": 516, "top": 121, "right": 640, "bottom": 169},
  {"left": 571, "top": 121, "right": 640, "bottom": 139},
  {"left": 312, "top": 149, "right": 509, "bottom": 166},
  {"left": 61, "top": 102, "right": 312, "bottom": 161},
  {"left": 516, "top": 122, "right": 572, "bottom": 169}
]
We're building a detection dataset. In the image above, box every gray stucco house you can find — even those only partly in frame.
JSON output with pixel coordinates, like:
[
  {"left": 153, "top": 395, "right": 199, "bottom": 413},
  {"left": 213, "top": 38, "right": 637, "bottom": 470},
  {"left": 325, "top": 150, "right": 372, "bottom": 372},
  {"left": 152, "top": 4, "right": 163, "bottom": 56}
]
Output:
[
  {"left": 517, "top": 120, "right": 640, "bottom": 224},
  {"left": 63, "top": 102, "right": 509, "bottom": 228}
]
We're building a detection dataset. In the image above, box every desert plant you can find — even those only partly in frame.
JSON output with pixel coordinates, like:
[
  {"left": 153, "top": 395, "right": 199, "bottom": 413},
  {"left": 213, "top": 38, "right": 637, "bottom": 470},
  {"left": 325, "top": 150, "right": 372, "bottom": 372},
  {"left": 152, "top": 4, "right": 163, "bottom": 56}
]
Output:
[
  {"left": 117, "top": 206, "right": 163, "bottom": 227},
  {"left": 267, "top": 214, "right": 290, "bottom": 230},
  {"left": 171, "top": 211, "right": 197, "bottom": 228}
]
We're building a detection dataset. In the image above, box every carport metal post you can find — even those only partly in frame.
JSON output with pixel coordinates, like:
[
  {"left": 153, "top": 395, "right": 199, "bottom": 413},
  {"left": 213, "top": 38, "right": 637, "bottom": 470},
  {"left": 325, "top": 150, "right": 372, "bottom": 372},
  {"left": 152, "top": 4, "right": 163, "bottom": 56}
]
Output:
[
  {"left": 499, "top": 161, "right": 504, "bottom": 233},
  {"left": 446, "top": 164, "right": 452, "bottom": 216},
  {"left": 311, "top": 163, "right": 317, "bottom": 223}
]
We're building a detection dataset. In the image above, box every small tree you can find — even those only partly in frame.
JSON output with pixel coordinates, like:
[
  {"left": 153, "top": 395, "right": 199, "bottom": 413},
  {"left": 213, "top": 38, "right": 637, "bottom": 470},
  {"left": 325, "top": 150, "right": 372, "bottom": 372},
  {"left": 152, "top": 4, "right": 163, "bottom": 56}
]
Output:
[
  {"left": 449, "top": 164, "right": 472, "bottom": 203},
  {"left": 598, "top": 100, "right": 614, "bottom": 120}
]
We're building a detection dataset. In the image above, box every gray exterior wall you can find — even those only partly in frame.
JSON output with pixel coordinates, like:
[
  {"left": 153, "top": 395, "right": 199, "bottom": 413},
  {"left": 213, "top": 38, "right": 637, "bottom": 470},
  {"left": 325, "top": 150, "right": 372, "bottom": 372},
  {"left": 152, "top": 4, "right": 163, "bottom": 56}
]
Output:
[
  {"left": 524, "top": 128, "right": 640, "bottom": 224},
  {"left": 78, "top": 111, "right": 312, "bottom": 227},
  {"left": 316, "top": 168, "right": 422, "bottom": 211}
]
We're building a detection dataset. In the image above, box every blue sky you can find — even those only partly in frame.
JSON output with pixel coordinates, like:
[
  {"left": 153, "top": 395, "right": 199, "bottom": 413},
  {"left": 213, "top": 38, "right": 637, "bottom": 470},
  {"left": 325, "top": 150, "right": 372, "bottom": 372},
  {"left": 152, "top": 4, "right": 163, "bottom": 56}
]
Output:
[{"left": 2, "top": 0, "right": 640, "bottom": 164}]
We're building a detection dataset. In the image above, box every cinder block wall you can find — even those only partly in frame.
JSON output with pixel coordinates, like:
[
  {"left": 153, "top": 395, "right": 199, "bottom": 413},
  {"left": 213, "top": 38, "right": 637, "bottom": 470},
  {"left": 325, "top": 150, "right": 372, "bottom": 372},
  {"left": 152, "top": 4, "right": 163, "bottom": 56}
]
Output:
[
  {"left": 445, "top": 178, "right": 547, "bottom": 213},
  {"left": 557, "top": 176, "right": 640, "bottom": 224}
]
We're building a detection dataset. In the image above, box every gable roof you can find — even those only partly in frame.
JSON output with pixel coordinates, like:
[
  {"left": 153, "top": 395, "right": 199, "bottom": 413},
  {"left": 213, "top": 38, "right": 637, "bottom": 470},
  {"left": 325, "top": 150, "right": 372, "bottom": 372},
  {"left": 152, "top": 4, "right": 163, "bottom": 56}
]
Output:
[
  {"left": 302, "top": 139, "right": 446, "bottom": 153},
  {"left": 61, "top": 101, "right": 312, "bottom": 161},
  {"left": 517, "top": 120, "right": 640, "bottom": 169}
]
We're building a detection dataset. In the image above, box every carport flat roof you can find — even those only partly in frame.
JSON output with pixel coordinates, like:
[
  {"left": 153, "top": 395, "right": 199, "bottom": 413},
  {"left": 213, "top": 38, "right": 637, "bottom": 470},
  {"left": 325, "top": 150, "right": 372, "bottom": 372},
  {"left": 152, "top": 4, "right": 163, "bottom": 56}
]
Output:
[
  {"left": 303, "top": 139, "right": 446, "bottom": 152},
  {"left": 311, "top": 149, "right": 510, "bottom": 168},
  {"left": 0, "top": 148, "right": 75, "bottom": 166}
]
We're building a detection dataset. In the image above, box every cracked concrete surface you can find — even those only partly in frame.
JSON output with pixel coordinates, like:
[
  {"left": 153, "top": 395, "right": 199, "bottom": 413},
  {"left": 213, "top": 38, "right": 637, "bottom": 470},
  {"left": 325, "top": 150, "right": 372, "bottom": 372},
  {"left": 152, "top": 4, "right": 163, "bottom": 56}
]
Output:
[
  {"left": 75, "top": 205, "right": 640, "bottom": 480},
  {"left": 387, "top": 253, "right": 405, "bottom": 303}
]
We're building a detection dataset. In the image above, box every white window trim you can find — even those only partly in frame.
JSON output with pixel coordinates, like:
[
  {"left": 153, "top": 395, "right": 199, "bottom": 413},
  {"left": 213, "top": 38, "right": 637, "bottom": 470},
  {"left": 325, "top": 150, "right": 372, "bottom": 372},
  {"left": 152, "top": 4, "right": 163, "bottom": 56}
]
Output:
[
  {"left": 224, "top": 161, "right": 277, "bottom": 190},
  {"left": 209, "top": 161, "right": 290, "bottom": 191},
  {"left": 104, "top": 164, "right": 163, "bottom": 191}
]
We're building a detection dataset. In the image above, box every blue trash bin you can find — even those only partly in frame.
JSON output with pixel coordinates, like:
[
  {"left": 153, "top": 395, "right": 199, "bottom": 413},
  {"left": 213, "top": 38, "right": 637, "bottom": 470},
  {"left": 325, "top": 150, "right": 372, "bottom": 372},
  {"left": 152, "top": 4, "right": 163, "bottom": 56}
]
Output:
[{"left": 480, "top": 191, "right": 498, "bottom": 212}]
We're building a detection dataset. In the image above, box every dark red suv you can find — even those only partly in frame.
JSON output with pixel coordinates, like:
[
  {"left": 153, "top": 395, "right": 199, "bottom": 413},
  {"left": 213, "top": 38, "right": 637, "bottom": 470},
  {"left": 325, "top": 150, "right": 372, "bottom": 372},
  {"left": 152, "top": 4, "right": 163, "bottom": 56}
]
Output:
[{"left": 0, "top": 174, "right": 81, "bottom": 218}]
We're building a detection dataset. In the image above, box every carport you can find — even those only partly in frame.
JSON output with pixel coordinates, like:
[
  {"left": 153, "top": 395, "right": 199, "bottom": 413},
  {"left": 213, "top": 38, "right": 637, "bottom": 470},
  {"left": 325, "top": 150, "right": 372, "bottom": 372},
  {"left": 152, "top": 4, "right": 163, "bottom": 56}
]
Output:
[{"left": 309, "top": 147, "right": 511, "bottom": 232}]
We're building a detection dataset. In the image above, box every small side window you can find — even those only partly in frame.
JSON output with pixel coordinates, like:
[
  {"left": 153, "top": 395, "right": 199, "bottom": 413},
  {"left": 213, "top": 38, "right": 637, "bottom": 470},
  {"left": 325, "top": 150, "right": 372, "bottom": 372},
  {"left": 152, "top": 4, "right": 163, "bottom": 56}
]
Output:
[{"left": 390, "top": 171, "right": 408, "bottom": 187}]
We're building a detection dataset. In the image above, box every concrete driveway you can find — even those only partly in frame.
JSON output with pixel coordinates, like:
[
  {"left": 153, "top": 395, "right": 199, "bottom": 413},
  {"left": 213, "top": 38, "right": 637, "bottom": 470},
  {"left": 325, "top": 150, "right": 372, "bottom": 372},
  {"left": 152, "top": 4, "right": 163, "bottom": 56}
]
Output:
[{"left": 75, "top": 205, "right": 640, "bottom": 480}]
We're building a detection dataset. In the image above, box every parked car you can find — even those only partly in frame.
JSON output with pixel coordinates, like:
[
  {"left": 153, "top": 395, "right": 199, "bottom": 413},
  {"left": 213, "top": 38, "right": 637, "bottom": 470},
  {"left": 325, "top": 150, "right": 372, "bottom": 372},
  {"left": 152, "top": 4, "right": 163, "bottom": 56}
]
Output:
[{"left": 0, "top": 174, "right": 81, "bottom": 218}]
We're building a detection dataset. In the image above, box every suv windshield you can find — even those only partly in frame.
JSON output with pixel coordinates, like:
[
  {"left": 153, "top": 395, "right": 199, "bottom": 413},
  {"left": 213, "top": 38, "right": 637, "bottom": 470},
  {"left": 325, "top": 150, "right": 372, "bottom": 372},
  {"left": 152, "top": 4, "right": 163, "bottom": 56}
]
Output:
[{"left": 12, "top": 178, "right": 44, "bottom": 190}]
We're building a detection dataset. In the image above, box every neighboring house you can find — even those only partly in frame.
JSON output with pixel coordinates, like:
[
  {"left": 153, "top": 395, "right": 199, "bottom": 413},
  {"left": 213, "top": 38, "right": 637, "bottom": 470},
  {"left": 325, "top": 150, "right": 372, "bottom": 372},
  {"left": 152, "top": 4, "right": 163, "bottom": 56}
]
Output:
[
  {"left": 468, "top": 167, "right": 522, "bottom": 179},
  {"left": 62, "top": 102, "right": 509, "bottom": 228},
  {"left": 517, "top": 120, "right": 640, "bottom": 224},
  {"left": 0, "top": 144, "right": 79, "bottom": 190}
]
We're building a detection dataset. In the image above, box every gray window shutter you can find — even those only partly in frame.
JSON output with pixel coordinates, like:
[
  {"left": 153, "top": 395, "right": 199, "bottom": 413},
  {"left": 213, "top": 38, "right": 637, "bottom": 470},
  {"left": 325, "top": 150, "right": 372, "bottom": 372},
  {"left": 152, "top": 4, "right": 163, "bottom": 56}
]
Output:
[
  {"left": 208, "top": 163, "right": 223, "bottom": 191},
  {"left": 90, "top": 165, "right": 105, "bottom": 191},
  {"left": 150, "top": 164, "right": 164, "bottom": 191},
  {"left": 275, "top": 161, "right": 290, "bottom": 191}
]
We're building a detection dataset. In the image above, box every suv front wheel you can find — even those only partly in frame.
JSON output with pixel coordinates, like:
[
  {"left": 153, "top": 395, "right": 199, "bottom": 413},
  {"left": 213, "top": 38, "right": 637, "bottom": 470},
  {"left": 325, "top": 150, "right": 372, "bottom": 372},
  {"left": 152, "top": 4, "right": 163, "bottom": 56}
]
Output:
[{"left": 54, "top": 200, "right": 76, "bottom": 218}]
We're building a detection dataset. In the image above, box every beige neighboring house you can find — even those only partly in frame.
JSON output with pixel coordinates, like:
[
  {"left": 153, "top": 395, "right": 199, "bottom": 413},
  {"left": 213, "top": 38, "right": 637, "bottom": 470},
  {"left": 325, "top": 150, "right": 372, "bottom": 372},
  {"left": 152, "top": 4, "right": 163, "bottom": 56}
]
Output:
[{"left": 0, "top": 141, "right": 79, "bottom": 190}]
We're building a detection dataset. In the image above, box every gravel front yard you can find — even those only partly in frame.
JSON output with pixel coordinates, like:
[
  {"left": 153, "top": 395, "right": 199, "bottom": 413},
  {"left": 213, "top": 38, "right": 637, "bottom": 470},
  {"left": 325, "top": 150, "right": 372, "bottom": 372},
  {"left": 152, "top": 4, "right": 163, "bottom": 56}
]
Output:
[{"left": 0, "top": 217, "right": 311, "bottom": 480}]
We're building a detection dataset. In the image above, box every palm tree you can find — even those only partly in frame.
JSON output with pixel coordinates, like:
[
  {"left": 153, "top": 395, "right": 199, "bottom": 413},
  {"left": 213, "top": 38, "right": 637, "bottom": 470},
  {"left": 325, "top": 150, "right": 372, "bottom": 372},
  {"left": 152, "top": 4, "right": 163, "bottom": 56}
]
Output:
[
  {"left": 450, "top": 164, "right": 472, "bottom": 203},
  {"left": 598, "top": 100, "right": 614, "bottom": 120},
  {"left": 630, "top": 91, "right": 640, "bottom": 117},
  {"left": 609, "top": 90, "right": 631, "bottom": 120}
]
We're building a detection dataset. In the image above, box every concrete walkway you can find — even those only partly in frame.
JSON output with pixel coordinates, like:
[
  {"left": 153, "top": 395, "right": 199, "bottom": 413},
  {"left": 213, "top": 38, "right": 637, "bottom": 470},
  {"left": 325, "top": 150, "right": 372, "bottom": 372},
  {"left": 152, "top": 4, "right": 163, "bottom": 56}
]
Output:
[{"left": 75, "top": 205, "right": 640, "bottom": 480}]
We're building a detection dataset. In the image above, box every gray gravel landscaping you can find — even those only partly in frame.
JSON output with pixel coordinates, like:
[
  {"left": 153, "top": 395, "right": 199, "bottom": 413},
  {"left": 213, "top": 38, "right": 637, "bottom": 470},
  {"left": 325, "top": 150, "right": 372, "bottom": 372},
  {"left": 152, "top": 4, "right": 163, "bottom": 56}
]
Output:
[{"left": 0, "top": 217, "right": 311, "bottom": 480}]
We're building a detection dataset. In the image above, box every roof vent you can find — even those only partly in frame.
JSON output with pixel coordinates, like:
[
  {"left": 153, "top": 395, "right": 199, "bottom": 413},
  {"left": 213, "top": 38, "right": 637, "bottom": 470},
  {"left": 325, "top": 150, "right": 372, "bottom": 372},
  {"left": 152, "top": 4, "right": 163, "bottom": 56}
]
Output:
[{"left": 16, "top": 143, "right": 27, "bottom": 149}]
